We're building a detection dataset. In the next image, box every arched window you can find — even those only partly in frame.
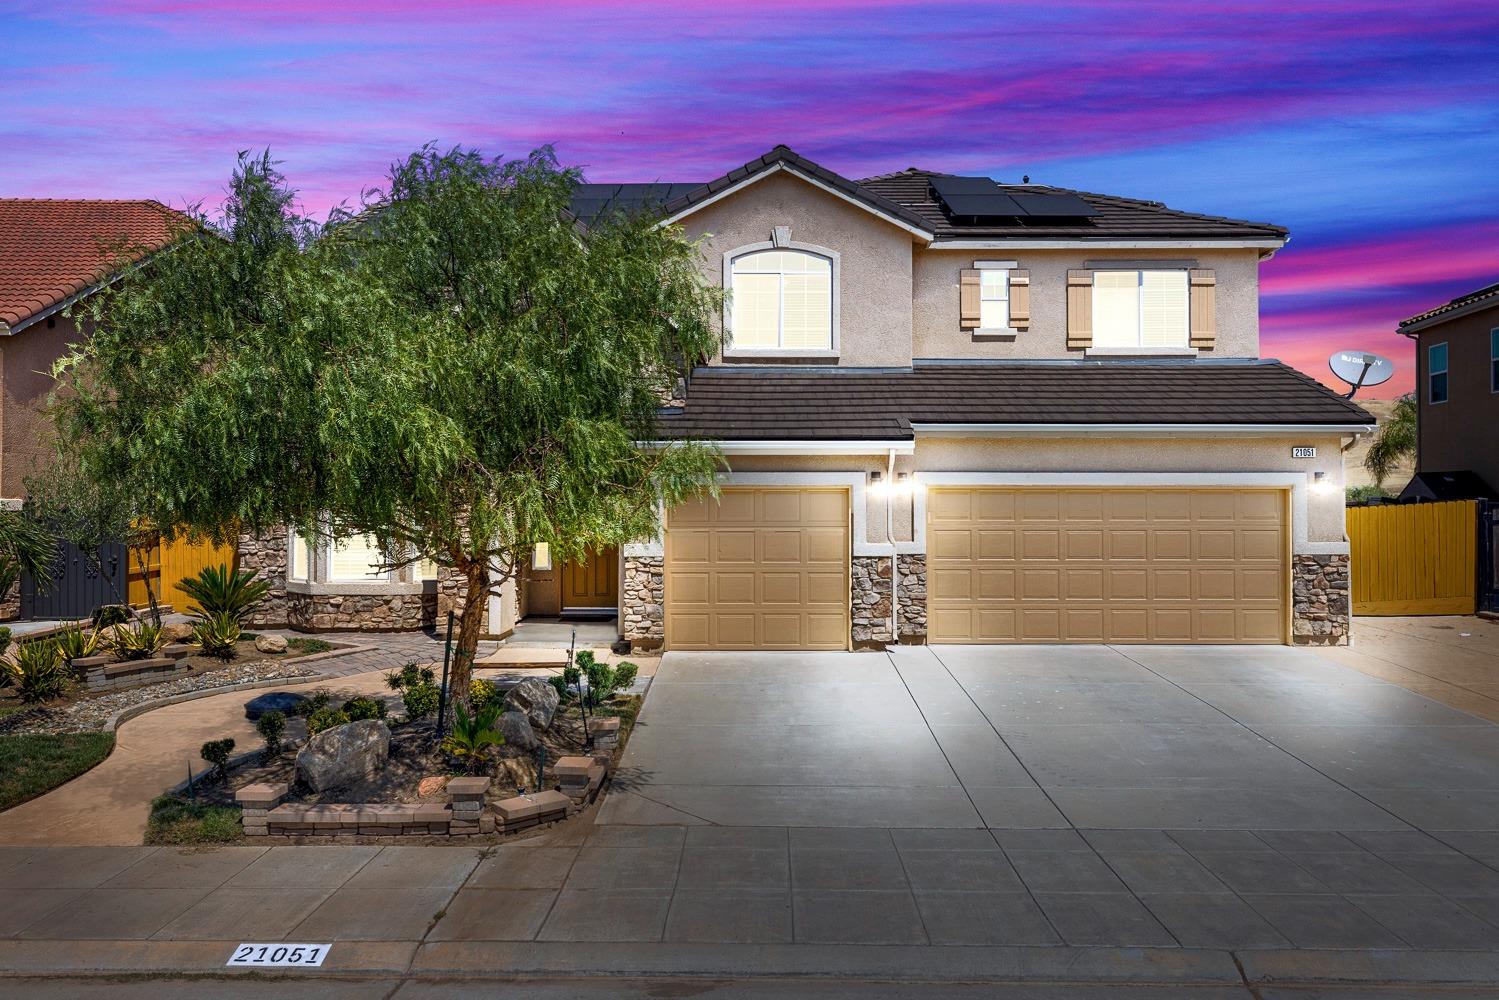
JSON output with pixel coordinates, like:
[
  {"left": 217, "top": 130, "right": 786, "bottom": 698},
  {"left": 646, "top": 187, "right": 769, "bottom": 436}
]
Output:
[{"left": 729, "top": 249, "right": 834, "bottom": 351}]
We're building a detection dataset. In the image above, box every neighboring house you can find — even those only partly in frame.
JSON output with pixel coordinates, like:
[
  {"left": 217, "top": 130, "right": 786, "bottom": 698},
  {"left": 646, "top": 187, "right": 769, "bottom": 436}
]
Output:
[
  {"left": 1395, "top": 281, "right": 1499, "bottom": 500},
  {"left": 561, "top": 145, "right": 1372, "bottom": 650}
]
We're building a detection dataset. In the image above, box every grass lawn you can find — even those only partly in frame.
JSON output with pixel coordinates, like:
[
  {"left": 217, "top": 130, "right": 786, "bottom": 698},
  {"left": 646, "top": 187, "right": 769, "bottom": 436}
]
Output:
[
  {"left": 145, "top": 794, "right": 243, "bottom": 845},
  {"left": 0, "top": 731, "right": 116, "bottom": 811}
]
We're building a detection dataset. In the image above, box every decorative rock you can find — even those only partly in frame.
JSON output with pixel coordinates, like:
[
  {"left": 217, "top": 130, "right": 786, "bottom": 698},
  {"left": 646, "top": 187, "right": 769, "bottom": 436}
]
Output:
[
  {"left": 500, "top": 757, "right": 539, "bottom": 793},
  {"left": 255, "top": 633, "right": 289, "bottom": 654},
  {"left": 417, "top": 776, "right": 448, "bottom": 798},
  {"left": 160, "top": 622, "right": 196, "bottom": 643},
  {"left": 295, "top": 719, "right": 390, "bottom": 792},
  {"left": 244, "top": 691, "right": 310, "bottom": 721},
  {"left": 503, "top": 677, "right": 559, "bottom": 730},
  {"left": 498, "top": 709, "right": 538, "bottom": 750}
]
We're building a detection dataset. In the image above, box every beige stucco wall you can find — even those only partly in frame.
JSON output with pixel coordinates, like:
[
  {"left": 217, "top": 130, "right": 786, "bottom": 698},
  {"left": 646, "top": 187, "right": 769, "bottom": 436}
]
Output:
[
  {"left": 679, "top": 171, "right": 917, "bottom": 368},
  {"left": 912, "top": 247, "right": 1263, "bottom": 360},
  {"left": 1, "top": 314, "right": 75, "bottom": 498}
]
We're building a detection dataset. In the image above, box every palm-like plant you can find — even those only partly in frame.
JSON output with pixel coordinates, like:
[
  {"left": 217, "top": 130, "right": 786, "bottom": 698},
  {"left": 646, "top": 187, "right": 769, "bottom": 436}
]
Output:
[
  {"left": 1364, "top": 394, "right": 1417, "bottom": 488},
  {"left": 177, "top": 563, "right": 270, "bottom": 625},
  {"left": 3, "top": 639, "right": 72, "bottom": 702},
  {"left": 53, "top": 624, "right": 101, "bottom": 664},
  {"left": 109, "top": 621, "right": 164, "bottom": 660},
  {"left": 440, "top": 701, "right": 505, "bottom": 771}
]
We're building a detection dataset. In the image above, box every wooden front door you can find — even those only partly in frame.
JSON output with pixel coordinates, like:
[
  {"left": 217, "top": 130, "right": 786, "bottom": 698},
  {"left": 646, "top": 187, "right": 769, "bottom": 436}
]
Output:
[{"left": 561, "top": 547, "right": 619, "bottom": 609}]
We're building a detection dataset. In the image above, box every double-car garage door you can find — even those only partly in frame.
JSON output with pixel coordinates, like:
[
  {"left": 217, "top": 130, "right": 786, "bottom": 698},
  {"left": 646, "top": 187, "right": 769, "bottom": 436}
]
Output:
[
  {"left": 927, "top": 487, "right": 1288, "bottom": 644},
  {"left": 663, "top": 485, "right": 1288, "bottom": 649}
]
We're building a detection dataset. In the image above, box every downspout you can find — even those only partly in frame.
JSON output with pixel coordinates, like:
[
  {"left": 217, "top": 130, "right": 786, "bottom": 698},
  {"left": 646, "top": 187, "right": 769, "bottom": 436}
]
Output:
[{"left": 886, "top": 448, "right": 899, "bottom": 646}]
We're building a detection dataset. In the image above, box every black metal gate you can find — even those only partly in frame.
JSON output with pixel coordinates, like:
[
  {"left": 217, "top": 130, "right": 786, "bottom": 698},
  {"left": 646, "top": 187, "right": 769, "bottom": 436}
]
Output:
[
  {"left": 20, "top": 539, "right": 127, "bottom": 620},
  {"left": 1481, "top": 500, "right": 1499, "bottom": 617}
]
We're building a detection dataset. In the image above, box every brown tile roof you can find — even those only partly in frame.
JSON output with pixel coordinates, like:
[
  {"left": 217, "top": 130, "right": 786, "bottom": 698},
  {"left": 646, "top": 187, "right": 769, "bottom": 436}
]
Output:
[
  {"left": 654, "top": 361, "right": 1371, "bottom": 441},
  {"left": 1397, "top": 280, "right": 1499, "bottom": 333},
  {"left": 858, "top": 169, "right": 1287, "bottom": 241},
  {"left": 0, "top": 199, "right": 189, "bottom": 333}
]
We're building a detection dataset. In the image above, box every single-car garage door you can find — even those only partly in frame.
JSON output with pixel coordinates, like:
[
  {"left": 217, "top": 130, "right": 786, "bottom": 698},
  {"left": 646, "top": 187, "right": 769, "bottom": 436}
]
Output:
[
  {"left": 666, "top": 487, "right": 849, "bottom": 650},
  {"left": 927, "top": 488, "right": 1287, "bottom": 644}
]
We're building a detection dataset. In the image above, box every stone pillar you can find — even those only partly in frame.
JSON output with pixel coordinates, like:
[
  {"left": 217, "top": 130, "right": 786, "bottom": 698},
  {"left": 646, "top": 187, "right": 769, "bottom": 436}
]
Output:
[
  {"left": 237, "top": 525, "right": 289, "bottom": 627},
  {"left": 1292, "top": 553, "right": 1350, "bottom": 646},
  {"left": 622, "top": 555, "right": 664, "bottom": 651},
  {"left": 897, "top": 553, "right": 928, "bottom": 643},
  {"left": 851, "top": 555, "right": 893, "bottom": 647}
]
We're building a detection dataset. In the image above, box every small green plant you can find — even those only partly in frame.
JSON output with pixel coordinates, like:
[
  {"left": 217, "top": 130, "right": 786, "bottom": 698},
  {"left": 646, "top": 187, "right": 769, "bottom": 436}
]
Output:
[
  {"left": 306, "top": 707, "right": 351, "bottom": 736},
  {"left": 440, "top": 701, "right": 505, "bottom": 771},
  {"left": 255, "top": 710, "right": 286, "bottom": 762},
  {"left": 2, "top": 640, "right": 72, "bottom": 702},
  {"left": 177, "top": 563, "right": 270, "bottom": 626},
  {"left": 199, "top": 737, "right": 236, "bottom": 780},
  {"left": 293, "top": 688, "right": 332, "bottom": 717},
  {"left": 53, "top": 624, "right": 100, "bottom": 664},
  {"left": 385, "top": 661, "right": 435, "bottom": 691},
  {"left": 1346, "top": 484, "right": 1393, "bottom": 505},
  {"left": 92, "top": 604, "right": 131, "bottom": 629},
  {"left": 0, "top": 626, "right": 13, "bottom": 652},
  {"left": 192, "top": 611, "right": 242, "bottom": 660},
  {"left": 576, "top": 650, "right": 638, "bottom": 708},
  {"left": 341, "top": 696, "right": 386, "bottom": 721},
  {"left": 108, "top": 621, "right": 164, "bottom": 660},
  {"left": 547, "top": 675, "right": 569, "bottom": 699},
  {"left": 402, "top": 681, "right": 439, "bottom": 720},
  {"left": 287, "top": 637, "right": 334, "bottom": 655},
  {"left": 470, "top": 678, "right": 502, "bottom": 712}
]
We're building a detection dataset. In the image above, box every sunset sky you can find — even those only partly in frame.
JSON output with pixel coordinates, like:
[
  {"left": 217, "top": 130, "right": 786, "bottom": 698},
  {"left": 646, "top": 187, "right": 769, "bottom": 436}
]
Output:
[{"left": 5, "top": 1, "right": 1497, "bottom": 397}]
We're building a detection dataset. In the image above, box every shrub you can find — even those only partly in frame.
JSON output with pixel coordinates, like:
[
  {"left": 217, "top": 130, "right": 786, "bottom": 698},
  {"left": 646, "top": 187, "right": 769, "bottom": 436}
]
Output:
[
  {"left": 294, "top": 688, "right": 332, "bottom": 717},
  {"left": 3, "top": 640, "right": 72, "bottom": 703},
  {"left": 177, "top": 563, "right": 270, "bottom": 626},
  {"left": 109, "top": 621, "right": 164, "bottom": 661},
  {"left": 306, "top": 707, "right": 350, "bottom": 736},
  {"left": 53, "top": 624, "right": 100, "bottom": 664},
  {"left": 402, "top": 681, "right": 439, "bottom": 720},
  {"left": 200, "top": 737, "right": 236, "bottom": 780},
  {"left": 193, "top": 611, "right": 242, "bottom": 660},
  {"left": 547, "top": 674, "right": 569, "bottom": 699},
  {"left": 341, "top": 696, "right": 386, "bottom": 721},
  {"left": 0, "top": 626, "right": 12, "bottom": 652},
  {"left": 385, "top": 661, "right": 435, "bottom": 691},
  {"left": 255, "top": 710, "right": 286, "bottom": 762},
  {"left": 470, "top": 678, "right": 502, "bottom": 712},
  {"left": 92, "top": 604, "right": 131, "bottom": 629},
  {"left": 288, "top": 637, "right": 334, "bottom": 655},
  {"left": 1346, "top": 484, "right": 1393, "bottom": 505},
  {"left": 577, "top": 650, "right": 638, "bottom": 708},
  {"left": 440, "top": 701, "right": 504, "bottom": 771}
]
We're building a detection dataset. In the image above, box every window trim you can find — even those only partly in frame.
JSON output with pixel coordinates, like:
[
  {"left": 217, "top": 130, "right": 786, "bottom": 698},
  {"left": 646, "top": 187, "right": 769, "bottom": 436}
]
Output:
[
  {"left": 973, "top": 259, "right": 1016, "bottom": 335},
  {"left": 1089, "top": 268, "right": 1192, "bottom": 352},
  {"left": 1429, "top": 341, "right": 1449, "bottom": 405},
  {"left": 1490, "top": 328, "right": 1498, "bottom": 394},
  {"left": 722, "top": 240, "right": 840, "bottom": 358},
  {"left": 286, "top": 522, "right": 436, "bottom": 588}
]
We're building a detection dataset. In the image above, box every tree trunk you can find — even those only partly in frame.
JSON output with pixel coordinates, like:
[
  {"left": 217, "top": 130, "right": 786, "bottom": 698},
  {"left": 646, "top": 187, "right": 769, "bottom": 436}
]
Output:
[{"left": 448, "top": 556, "right": 490, "bottom": 707}]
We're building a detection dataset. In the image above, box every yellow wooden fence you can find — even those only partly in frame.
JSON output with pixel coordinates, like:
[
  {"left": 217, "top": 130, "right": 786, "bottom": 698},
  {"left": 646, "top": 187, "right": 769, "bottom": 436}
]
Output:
[
  {"left": 127, "top": 534, "right": 238, "bottom": 610},
  {"left": 1348, "top": 500, "right": 1477, "bottom": 615}
]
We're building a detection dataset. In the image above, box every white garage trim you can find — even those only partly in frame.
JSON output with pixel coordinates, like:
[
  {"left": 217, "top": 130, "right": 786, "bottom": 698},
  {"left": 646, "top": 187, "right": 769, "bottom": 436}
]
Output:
[{"left": 918, "top": 472, "right": 1346, "bottom": 556}]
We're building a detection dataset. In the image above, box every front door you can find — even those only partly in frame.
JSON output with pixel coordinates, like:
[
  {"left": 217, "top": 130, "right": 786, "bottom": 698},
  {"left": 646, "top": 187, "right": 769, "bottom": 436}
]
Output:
[{"left": 561, "top": 547, "right": 619, "bottom": 610}]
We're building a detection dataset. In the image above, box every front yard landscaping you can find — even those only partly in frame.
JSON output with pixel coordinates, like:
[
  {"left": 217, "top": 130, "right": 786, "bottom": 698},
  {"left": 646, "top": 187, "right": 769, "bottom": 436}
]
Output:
[{"left": 0, "top": 729, "right": 116, "bottom": 811}]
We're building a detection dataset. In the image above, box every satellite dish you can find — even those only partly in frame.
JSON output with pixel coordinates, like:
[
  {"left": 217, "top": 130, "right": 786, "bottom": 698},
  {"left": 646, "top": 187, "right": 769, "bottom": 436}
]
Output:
[{"left": 1328, "top": 350, "right": 1394, "bottom": 399}]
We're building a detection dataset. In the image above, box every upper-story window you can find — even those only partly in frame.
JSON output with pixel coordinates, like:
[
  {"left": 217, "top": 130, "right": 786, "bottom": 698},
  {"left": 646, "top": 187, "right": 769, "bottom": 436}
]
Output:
[
  {"left": 1491, "top": 329, "right": 1498, "bottom": 393},
  {"left": 729, "top": 249, "right": 833, "bottom": 352},
  {"left": 1092, "top": 270, "right": 1189, "bottom": 349},
  {"left": 1429, "top": 342, "right": 1449, "bottom": 404},
  {"left": 979, "top": 269, "right": 1009, "bottom": 329}
]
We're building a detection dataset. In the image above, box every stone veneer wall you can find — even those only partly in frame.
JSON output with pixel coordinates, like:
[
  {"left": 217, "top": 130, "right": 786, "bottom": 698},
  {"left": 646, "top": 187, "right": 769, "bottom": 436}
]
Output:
[
  {"left": 1292, "top": 553, "right": 1351, "bottom": 646},
  {"left": 621, "top": 556, "right": 664, "bottom": 651},
  {"left": 851, "top": 555, "right": 893, "bottom": 646},
  {"left": 896, "top": 554, "right": 927, "bottom": 642},
  {"left": 0, "top": 580, "right": 19, "bottom": 622},
  {"left": 238, "top": 526, "right": 290, "bottom": 627}
]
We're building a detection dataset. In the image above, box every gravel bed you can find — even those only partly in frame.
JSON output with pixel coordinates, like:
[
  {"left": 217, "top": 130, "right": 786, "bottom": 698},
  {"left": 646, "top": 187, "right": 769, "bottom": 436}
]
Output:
[{"left": 1, "top": 661, "right": 321, "bottom": 736}]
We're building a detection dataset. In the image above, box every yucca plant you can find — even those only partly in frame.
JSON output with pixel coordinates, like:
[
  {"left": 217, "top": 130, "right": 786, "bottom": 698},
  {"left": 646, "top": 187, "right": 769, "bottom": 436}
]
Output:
[
  {"left": 193, "top": 611, "right": 241, "bottom": 660},
  {"left": 441, "top": 701, "right": 505, "bottom": 771},
  {"left": 53, "top": 624, "right": 101, "bottom": 664},
  {"left": 3, "top": 639, "right": 72, "bottom": 702},
  {"left": 177, "top": 563, "right": 270, "bottom": 626},
  {"left": 109, "top": 621, "right": 164, "bottom": 661}
]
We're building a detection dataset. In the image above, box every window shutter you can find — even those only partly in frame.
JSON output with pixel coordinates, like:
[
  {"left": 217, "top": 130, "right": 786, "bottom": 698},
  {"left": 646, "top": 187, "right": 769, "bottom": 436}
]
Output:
[
  {"left": 1189, "top": 269, "right": 1216, "bottom": 349},
  {"left": 1066, "top": 270, "right": 1093, "bottom": 348},
  {"left": 959, "top": 269, "right": 982, "bottom": 329},
  {"left": 1008, "top": 269, "right": 1030, "bottom": 330}
]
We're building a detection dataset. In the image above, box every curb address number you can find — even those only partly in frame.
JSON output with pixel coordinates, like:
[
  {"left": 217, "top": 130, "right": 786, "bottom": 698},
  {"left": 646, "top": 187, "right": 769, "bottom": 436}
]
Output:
[{"left": 228, "top": 943, "right": 330, "bottom": 967}]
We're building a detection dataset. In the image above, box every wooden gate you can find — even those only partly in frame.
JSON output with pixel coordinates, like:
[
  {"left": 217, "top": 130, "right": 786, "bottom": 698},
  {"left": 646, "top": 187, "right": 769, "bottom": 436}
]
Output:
[
  {"left": 128, "top": 534, "right": 238, "bottom": 610},
  {"left": 21, "top": 539, "right": 127, "bottom": 620},
  {"left": 1348, "top": 500, "right": 1477, "bottom": 615}
]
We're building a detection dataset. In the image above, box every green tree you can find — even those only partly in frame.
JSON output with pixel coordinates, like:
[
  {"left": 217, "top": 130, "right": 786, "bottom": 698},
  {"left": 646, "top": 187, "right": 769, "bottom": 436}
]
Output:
[
  {"left": 1364, "top": 393, "right": 1417, "bottom": 488},
  {"left": 51, "top": 146, "right": 720, "bottom": 702}
]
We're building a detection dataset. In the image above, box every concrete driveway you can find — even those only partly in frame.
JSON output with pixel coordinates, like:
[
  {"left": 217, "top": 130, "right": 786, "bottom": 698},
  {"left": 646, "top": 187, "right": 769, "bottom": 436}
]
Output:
[{"left": 602, "top": 643, "right": 1499, "bottom": 833}]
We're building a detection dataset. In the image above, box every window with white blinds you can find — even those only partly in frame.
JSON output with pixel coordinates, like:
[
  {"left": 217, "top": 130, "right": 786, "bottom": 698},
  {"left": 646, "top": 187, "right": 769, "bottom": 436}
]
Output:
[
  {"left": 330, "top": 534, "right": 387, "bottom": 581},
  {"left": 1092, "top": 270, "right": 1189, "bottom": 349},
  {"left": 289, "top": 529, "right": 311, "bottom": 581},
  {"left": 979, "top": 269, "right": 1009, "bottom": 329},
  {"left": 730, "top": 250, "right": 833, "bottom": 351}
]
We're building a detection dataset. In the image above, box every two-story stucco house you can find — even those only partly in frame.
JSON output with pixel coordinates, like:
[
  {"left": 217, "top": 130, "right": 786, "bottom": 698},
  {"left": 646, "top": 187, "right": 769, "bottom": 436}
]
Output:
[{"left": 552, "top": 146, "right": 1371, "bottom": 651}]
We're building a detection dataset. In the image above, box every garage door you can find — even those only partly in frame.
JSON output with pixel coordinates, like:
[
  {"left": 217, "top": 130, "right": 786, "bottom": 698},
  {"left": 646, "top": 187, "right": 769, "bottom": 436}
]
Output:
[
  {"left": 927, "top": 488, "right": 1286, "bottom": 644},
  {"left": 666, "top": 487, "right": 849, "bottom": 650}
]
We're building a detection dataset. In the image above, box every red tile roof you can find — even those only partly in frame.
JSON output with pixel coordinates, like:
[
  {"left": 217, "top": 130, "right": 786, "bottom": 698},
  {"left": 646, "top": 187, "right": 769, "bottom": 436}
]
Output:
[{"left": 0, "top": 198, "right": 190, "bottom": 332}]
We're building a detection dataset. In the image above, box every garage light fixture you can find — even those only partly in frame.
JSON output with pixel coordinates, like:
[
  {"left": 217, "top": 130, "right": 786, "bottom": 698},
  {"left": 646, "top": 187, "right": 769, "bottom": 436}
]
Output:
[
  {"left": 1311, "top": 471, "right": 1336, "bottom": 496},
  {"left": 869, "top": 470, "right": 887, "bottom": 494}
]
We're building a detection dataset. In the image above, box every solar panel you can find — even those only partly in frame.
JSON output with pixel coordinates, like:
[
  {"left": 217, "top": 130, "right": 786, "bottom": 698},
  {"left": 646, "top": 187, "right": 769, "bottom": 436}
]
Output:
[
  {"left": 930, "top": 175, "right": 1096, "bottom": 220},
  {"left": 1009, "top": 192, "right": 1098, "bottom": 218}
]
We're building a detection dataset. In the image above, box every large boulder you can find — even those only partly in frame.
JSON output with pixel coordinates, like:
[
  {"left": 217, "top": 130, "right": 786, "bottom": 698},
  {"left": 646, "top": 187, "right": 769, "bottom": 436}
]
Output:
[
  {"left": 160, "top": 622, "right": 196, "bottom": 643},
  {"left": 295, "top": 719, "right": 390, "bottom": 792},
  {"left": 244, "top": 691, "right": 309, "bottom": 721},
  {"left": 255, "top": 633, "right": 288, "bottom": 654},
  {"left": 498, "top": 709, "right": 538, "bottom": 750},
  {"left": 503, "top": 677, "right": 559, "bottom": 730}
]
